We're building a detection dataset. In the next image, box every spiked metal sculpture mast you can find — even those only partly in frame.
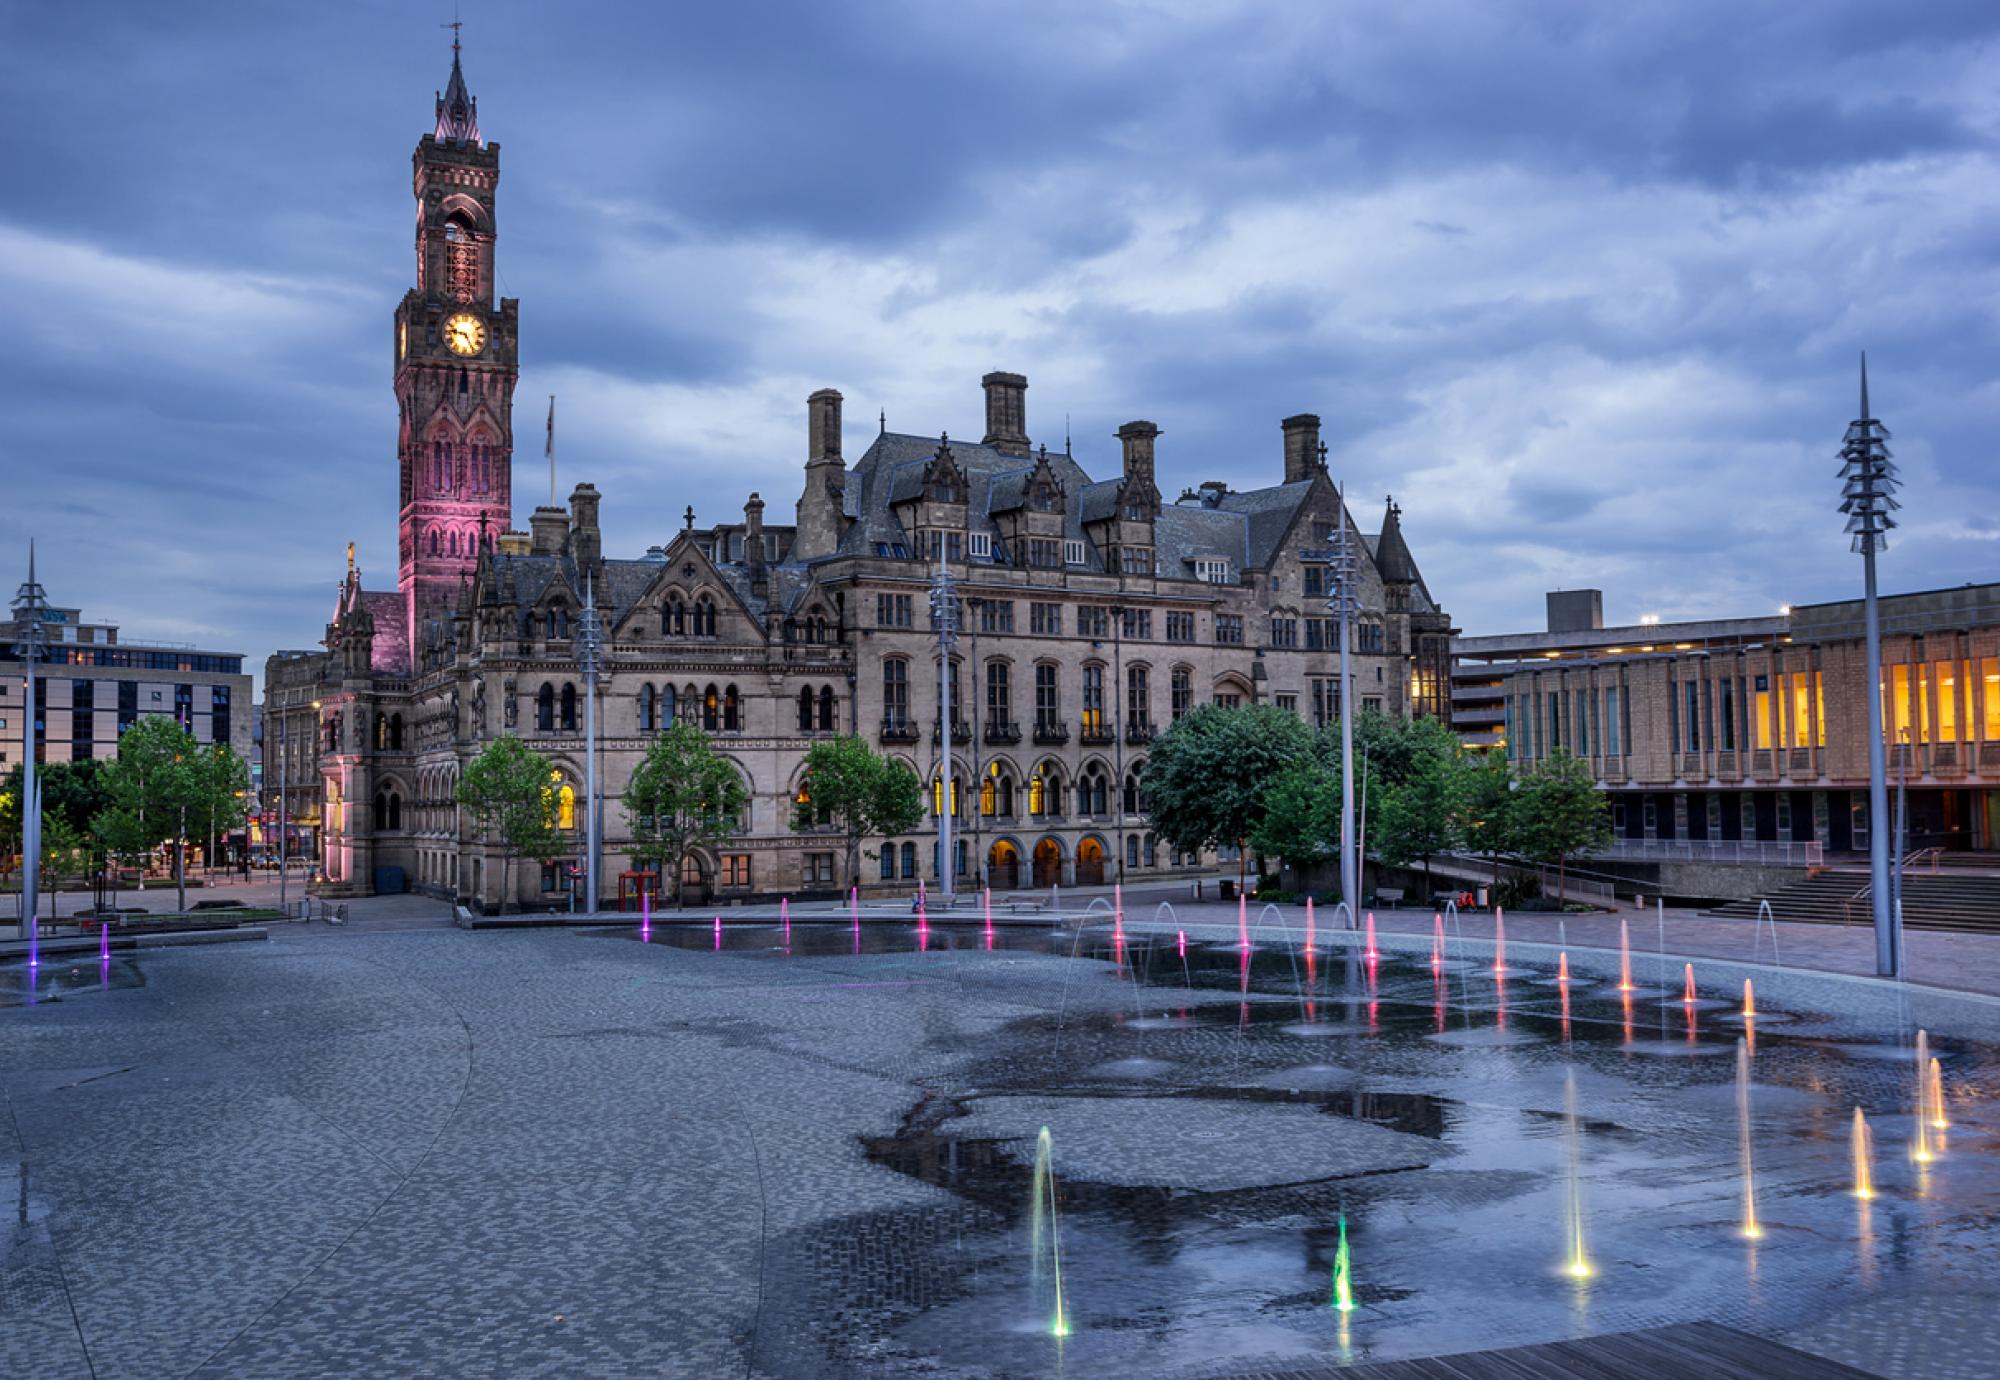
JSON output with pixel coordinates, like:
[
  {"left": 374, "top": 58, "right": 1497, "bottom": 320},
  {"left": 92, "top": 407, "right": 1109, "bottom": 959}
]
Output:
[
  {"left": 12, "top": 544, "right": 48, "bottom": 957},
  {"left": 930, "top": 548, "right": 959, "bottom": 903},
  {"left": 579, "top": 572, "right": 603, "bottom": 915},
  {"left": 1838, "top": 354, "right": 1901, "bottom": 977},
  {"left": 1325, "top": 453, "right": 1360, "bottom": 927}
]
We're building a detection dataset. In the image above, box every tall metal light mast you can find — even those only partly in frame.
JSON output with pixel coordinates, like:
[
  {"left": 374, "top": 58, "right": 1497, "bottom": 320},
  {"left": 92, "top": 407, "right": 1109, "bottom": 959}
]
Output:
[{"left": 1837, "top": 353, "right": 1901, "bottom": 977}]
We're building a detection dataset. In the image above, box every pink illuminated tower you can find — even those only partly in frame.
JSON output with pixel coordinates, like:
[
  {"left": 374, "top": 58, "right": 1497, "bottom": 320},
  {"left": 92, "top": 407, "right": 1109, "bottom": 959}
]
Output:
[{"left": 392, "top": 34, "right": 518, "bottom": 657}]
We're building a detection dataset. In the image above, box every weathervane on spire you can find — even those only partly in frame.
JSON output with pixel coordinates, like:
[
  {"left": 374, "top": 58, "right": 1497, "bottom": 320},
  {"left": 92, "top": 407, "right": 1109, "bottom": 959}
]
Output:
[{"left": 442, "top": 17, "right": 462, "bottom": 58}]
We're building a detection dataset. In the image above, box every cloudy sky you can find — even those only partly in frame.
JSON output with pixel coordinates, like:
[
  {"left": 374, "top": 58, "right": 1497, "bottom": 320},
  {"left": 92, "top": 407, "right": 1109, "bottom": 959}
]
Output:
[{"left": 3, "top": 1, "right": 1996, "bottom": 689}]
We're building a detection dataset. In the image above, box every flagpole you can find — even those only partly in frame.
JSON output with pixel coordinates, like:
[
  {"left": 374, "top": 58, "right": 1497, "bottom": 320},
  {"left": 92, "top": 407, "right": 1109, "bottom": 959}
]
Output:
[{"left": 546, "top": 395, "right": 556, "bottom": 505}]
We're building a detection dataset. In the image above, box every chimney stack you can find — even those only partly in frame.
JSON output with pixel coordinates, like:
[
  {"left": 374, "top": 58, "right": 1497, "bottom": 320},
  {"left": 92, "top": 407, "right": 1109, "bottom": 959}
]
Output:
[
  {"left": 808, "top": 387, "right": 843, "bottom": 463},
  {"left": 982, "top": 371, "right": 1030, "bottom": 457},
  {"left": 744, "top": 492, "right": 767, "bottom": 593},
  {"left": 529, "top": 506, "right": 569, "bottom": 556},
  {"left": 567, "top": 482, "right": 601, "bottom": 565},
  {"left": 1117, "top": 420, "right": 1159, "bottom": 493},
  {"left": 794, "top": 388, "right": 848, "bottom": 561},
  {"left": 1281, "top": 413, "right": 1323, "bottom": 484}
]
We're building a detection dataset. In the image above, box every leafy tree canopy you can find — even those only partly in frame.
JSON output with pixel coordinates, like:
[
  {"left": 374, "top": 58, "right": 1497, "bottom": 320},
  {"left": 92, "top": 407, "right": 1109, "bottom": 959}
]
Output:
[
  {"left": 792, "top": 735, "right": 925, "bottom": 886},
  {"left": 623, "top": 723, "right": 749, "bottom": 905},
  {"left": 1141, "top": 704, "right": 1313, "bottom": 865}
]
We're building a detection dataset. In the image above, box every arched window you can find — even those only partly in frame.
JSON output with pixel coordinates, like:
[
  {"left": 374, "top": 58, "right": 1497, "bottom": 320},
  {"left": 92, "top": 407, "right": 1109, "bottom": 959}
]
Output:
[
  {"left": 1081, "top": 665, "right": 1105, "bottom": 736},
  {"left": 1126, "top": 835, "right": 1139, "bottom": 868},
  {"left": 880, "top": 846, "right": 895, "bottom": 880},
  {"left": 1127, "top": 666, "right": 1150, "bottom": 726},
  {"left": 1123, "top": 771, "right": 1142, "bottom": 815},
  {"left": 639, "top": 684, "right": 656, "bottom": 732},
  {"left": 694, "top": 596, "right": 717, "bottom": 637},
  {"left": 660, "top": 684, "right": 677, "bottom": 725},
  {"left": 1171, "top": 667, "right": 1193, "bottom": 721},
  {"left": 817, "top": 686, "right": 836, "bottom": 732},
  {"left": 560, "top": 683, "right": 577, "bottom": 732},
  {"left": 375, "top": 717, "right": 389, "bottom": 751},
  {"left": 681, "top": 684, "right": 699, "bottom": 725},
  {"left": 1029, "top": 766, "right": 1053, "bottom": 817},
  {"left": 797, "top": 687, "right": 815, "bottom": 732},
  {"left": 723, "top": 684, "right": 740, "bottom": 732},
  {"left": 374, "top": 791, "right": 387, "bottom": 826},
  {"left": 429, "top": 529, "right": 441, "bottom": 556},
  {"left": 900, "top": 841, "right": 917, "bottom": 879},
  {"left": 931, "top": 772, "right": 961, "bottom": 818},
  {"left": 702, "top": 684, "right": 719, "bottom": 731},
  {"left": 557, "top": 782, "right": 576, "bottom": 831},
  {"left": 390, "top": 714, "right": 404, "bottom": 750},
  {"left": 883, "top": 660, "right": 909, "bottom": 730},
  {"left": 536, "top": 683, "right": 555, "bottom": 732},
  {"left": 1078, "top": 766, "right": 1108, "bottom": 816},
  {"left": 664, "top": 597, "right": 686, "bottom": 636},
  {"left": 553, "top": 606, "right": 570, "bottom": 640},
  {"left": 1144, "top": 834, "right": 1158, "bottom": 867}
]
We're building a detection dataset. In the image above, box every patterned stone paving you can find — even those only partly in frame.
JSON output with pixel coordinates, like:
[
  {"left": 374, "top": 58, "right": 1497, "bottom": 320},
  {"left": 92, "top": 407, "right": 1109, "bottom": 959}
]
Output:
[{"left": 3, "top": 920, "right": 2000, "bottom": 1377}]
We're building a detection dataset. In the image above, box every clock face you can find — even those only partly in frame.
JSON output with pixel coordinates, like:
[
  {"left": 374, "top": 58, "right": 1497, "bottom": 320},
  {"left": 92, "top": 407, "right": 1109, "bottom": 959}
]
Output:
[{"left": 444, "top": 313, "right": 486, "bottom": 356}]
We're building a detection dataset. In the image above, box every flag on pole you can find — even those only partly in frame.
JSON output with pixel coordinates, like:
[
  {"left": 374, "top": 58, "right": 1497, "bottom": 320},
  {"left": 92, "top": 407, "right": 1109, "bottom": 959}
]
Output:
[{"left": 545, "top": 395, "right": 556, "bottom": 503}]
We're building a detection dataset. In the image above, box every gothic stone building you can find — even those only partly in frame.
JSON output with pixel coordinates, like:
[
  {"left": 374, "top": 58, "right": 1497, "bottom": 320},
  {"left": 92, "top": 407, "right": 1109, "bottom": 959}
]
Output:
[{"left": 273, "top": 52, "right": 1457, "bottom": 908}]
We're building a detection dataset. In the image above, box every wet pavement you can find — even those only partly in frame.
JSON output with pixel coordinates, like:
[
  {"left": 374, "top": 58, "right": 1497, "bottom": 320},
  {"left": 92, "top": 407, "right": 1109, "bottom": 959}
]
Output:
[{"left": 4, "top": 916, "right": 2000, "bottom": 1377}]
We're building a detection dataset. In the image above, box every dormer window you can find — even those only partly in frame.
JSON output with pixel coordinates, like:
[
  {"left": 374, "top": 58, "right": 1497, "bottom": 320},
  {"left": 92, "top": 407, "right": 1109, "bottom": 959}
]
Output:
[
  {"left": 1064, "top": 540, "right": 1087, "bottom": 566},
  {"left": 1193, "top": 558, "right": 1231, "bottom": 584},
  {"left": 968, "top": 531, "right": 992, "bottom": 559}
]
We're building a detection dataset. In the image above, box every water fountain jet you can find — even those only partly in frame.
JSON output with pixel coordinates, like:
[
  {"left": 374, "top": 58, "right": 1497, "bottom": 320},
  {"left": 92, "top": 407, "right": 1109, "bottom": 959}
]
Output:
[
  {"left": 1851, "top": 1107, "right": 1876, "bottom": 1200},
  {"left": 1364, "top": 912, "right": 1378, "bottom": 961},
  {"left": 1913, "top": 1030, "right": 1937, "bottom": 1163},
  {"left": 1617, "top": 919, "right": 1634, "bottom": 991},
  {"left": 1331, "top": 1213, "right": 1356, "bottom": 1313},
  {"left": 1561, "top": 1069, "right": 1592, "bottom": 1279},
  {"left": 1030, "top": 1126, "right": 1070, "bottom": 1338},
  {"left": 1736, "top": 1039, "right": 1763, "bottom": 1239},
  {"left": 1928, "top": 1057, "right": 1948, "bottom": 1132},
  {"left": 1681, "top": 963, "right": 1697, "bottom": 1005}
]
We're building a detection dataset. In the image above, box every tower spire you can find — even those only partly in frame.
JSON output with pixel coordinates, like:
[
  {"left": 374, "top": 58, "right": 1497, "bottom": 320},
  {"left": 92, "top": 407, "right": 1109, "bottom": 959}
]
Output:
[{"left": 434, "top": 22, "right": 480, "bottom": 146}]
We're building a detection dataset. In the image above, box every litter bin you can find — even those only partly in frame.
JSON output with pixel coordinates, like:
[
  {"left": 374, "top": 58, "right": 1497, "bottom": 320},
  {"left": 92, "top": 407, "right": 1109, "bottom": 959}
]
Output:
[{"left": 1219, "top": 879, "right": 1236, "bottom": 902}]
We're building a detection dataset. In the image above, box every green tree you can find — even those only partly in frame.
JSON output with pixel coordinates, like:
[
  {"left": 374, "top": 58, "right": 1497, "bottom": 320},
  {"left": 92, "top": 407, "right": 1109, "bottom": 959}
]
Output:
[
  {"left": 1141, "top": 703, "right": 1314, "bottom": 887},
  {"left": 792, "top": 735, "right": 924, "bottom": 889},
  {"left": 95, "top": 717, "right": 230, "bottom": 914},
  {"left": 1458, "top": 751, "right": 1518, "bottom": 890},
  {"left": 457, "top": 734, "right": 568, "bottom": 912},
  {"left": 4, "top": 760, "right": 114, "bottom": 902},
  {"left": 1368, "top": 716, "right": 1469, "bottom": 898},
  {"left": 1246, "top": 758, "right": 1337, "bottom": 873},
  {"left": 623, "top": 723, "right": 749, "bottom": 907},
  {"left": 1510, "top": 748, "right": 1612, "bottom": 905}
]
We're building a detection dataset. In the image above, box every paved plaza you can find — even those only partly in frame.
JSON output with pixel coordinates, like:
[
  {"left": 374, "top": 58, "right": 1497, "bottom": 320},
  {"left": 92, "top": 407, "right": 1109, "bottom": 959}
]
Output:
[{"left": 6, "top": 895, "right": 2000, "bottom": 1378}]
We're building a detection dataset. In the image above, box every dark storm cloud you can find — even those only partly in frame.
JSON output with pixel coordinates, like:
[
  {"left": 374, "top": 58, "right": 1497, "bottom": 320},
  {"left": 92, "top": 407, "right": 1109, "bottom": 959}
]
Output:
[{"left": 1, "top": 0, "right": 1996, "bottom": 683}]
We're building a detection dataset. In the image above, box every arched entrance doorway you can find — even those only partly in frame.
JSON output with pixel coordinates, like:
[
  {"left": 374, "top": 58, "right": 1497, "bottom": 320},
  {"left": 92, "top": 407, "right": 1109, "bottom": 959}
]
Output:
[
  {"left": 1076, "top": 836, "right": 1106, "bottom": 886},
  {"left": 1032, "top": 837, "right": 1063, "bottom": 890},
  {"left": 988, "top": 839, "right": 1022, "bottom": 891},
  {"left": 679, "top": 852, "right": 711, "bottom": 906}
]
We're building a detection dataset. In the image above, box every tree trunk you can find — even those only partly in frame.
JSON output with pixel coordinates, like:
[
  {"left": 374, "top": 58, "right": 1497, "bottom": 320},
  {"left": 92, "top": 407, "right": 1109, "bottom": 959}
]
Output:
[{"left": 176, "top": 808, "right": 187, "bottom": 915}]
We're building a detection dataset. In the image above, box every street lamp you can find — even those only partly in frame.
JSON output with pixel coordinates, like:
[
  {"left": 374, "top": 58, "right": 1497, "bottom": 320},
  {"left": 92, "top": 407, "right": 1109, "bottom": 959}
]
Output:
[
  {"left": 1837, "top": 353, "right": 1900, "bottom": 978},
  {"left": 579, "top": 572, "right": 604, "bottom": 916},
  {"left": 1325, "top": 457, "right": 1360, "bottom": 928},
  {"left": 930, "top": 556, "right": 959, "bottom": 903},
  {"left": 11, "top": 543, "right": 48, "bottom": 955}
]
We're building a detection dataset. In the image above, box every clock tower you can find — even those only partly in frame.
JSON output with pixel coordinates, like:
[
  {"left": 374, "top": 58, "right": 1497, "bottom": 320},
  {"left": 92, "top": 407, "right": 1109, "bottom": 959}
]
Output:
[{"left": 394, "top": 37, "right": 518, "bottom": 654}]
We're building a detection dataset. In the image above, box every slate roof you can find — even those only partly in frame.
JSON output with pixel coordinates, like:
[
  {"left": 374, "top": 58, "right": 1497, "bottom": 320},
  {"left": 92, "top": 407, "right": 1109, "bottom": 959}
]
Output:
[
  {"left": 359, "top": 592, "right": 411, "bottom": 676},
  {"left": 829, "top": 431, "right": 1321, "bottom": 578}
]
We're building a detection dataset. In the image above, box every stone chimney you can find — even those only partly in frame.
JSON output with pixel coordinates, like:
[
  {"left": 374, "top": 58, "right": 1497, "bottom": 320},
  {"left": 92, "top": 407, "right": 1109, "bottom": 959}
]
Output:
[
  {"left": 497, "top": 528, "right": 531, "bottom": 557},
  {"left": 982, "top": 371, "right": 1030, "bottom": 457},
  {"left": 744, "top": 492, "right": 767, "bottom": 594},
  {"left": 1116, "top": 420, "right": 1159, "bottom": 493},
  {"left": 529, "top": 505, "right": 569, "bottom": 556},
  {"left": 567, "top": 482, "right": 601, "bottom": 565},
  {"left": 1281, "top": 413, "right": 1323, "bottom": 484},
  {"left": 793, "top": 388, "right": 847, "bottom": 561}
]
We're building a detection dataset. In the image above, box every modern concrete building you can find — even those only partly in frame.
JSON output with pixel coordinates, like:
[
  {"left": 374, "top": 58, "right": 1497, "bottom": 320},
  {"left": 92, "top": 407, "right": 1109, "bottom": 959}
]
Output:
[
  {"left": 268, "top": 47, "right": 1458, "bottom": 909},
  {"left": 1453, "top": 583, "right": 2000, "bottom": 859},
  {"left": 1, "top": 594, "right": 252, "bottom": 770}
]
